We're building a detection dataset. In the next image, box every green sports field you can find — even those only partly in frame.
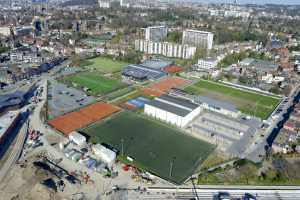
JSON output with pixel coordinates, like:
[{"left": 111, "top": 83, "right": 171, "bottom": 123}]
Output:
[
  {"left": 184, "top": 80, "right": 281, "bottom": 119},
  {"left": 81, "top": 34, "right": 113, "bottom": 47},
  {"left": 65, "top": 72, "right": 126, "bottom": 96},
  {"left": 81, "top": 57, "right": 129, "bottom": 73},
  {"left": 82, "top": 111, "right": 215, "bottom": 184}
]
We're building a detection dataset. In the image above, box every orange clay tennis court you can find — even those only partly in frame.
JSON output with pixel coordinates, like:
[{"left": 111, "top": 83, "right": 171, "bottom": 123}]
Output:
[
  {"left": 48, "top": 102, "right": 121, "bottom": 135},
  {"left": 163, "top": 65, "right": 183, "bottom": 73},
  {"left": 143, "top": 77, "right": 191, "bottom": 97}
]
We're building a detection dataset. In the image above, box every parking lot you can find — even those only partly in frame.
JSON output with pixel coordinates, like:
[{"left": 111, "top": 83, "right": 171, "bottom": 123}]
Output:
[
  {"left": 271, "top": 97, "right": 289, "bottom": 119},
  {"left": 47, "top": 81, "right": 95, "bottom": 118},
  {"left": 55, "top": 66, "right": 82, "bottom": 78},
  {"left": 187, "top": 111, "right": 262, "bottom": 157}
]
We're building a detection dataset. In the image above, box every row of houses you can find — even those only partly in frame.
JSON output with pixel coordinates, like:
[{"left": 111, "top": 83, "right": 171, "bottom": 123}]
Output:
[
  {"left": 0, "top": 57, "right": 65, "bottom": 84},
  {"left": 273, "top": 103, "right": 300, "bottom": 154},
  {"left": 10, "top": 46, "right": 43, "bottom": 63}
]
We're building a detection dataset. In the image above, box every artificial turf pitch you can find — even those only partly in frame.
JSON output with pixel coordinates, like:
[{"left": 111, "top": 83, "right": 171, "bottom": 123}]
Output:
[
  {"left": 185, "top": 80, "right": 281, "bottom": 120},
  {"left": 82, "top": 111, "right": 215, "bottom": 184},
  {"left": 81, "top": 57, "right": 129, "bottom": 73},
  {"left": 65, "top": 72, "right": 125, "bottom": 96}
]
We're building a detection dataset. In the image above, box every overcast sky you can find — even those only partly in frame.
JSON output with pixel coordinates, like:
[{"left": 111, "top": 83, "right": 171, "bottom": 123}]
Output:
[{"left": 192, "top": 0, "right": 300, "bottom": 5}]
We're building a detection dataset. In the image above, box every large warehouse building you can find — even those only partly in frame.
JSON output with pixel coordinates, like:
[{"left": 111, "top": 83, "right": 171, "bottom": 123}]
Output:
[
  {"left": 144, "top": 94, "right": 202, "bottom": 127},
  {"left": 0, "top": 110, "right": 21, "bottom": 144},
  {"left": 194, "top": 96, "right": 240, "bottom": 118}
]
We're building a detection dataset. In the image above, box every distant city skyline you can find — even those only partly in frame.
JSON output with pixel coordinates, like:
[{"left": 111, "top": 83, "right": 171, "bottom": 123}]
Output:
[{"left": 191, "top": 0, "right": 300, "bottom": 5}]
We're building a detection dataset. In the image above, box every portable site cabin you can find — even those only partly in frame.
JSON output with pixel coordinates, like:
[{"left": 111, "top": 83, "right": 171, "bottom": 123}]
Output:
[
  {"left": 92, "top": 144, "right": 116, "bottom": 166},
  {"left": 69, "top": 131, "right": 86, "bottom": 146}
]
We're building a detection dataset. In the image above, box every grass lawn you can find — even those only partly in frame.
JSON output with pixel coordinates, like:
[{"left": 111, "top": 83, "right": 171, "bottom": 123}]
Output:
[
  {"left": 81, "top": 34, "right": 113, "bottom": 47},
  {"left": 110, "top": 89, "right": 143, "bottom": 105},
  {"left": 184, "top": 80, "right": 281, "bottom": 119},
  {"left": 105, "top": 87, "right": 135, "bottom": 101},
  {"left": 82, "top": 111, "right": 215, "bottom": 184},
  {"left": 198, "top": 159, "right": 300, "bottom": 185},
  {"left": 64, "top": 72, "right": 126, "bottom": 96},
  {"left": 200, "top": 152, "right": 232, "bottom": 170},
  {"left": 81, "top": 56, "right": 129, "bottom": 73}
]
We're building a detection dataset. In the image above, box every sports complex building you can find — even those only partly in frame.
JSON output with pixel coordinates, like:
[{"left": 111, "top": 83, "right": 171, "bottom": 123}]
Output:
[
  {"left": 0, "top": 83, "right": 36, "bottom": 114},
  {"left": 122, "top": 59, "right": 173, "bottom": 81},
  {"left": 194, "top": 96, "right": 240, "bottom": 118},
  {"left": 144, "top": 94, "right": 202, "bottom": 128},
  {"left": 0, "top": 91, "right": 26, "bottom": 114},
  {"left": 168, "top": 88, "right": 241, "bottom": 119},
  {"left": 122, "top": 64, "right": 167, "bottom": 81}
]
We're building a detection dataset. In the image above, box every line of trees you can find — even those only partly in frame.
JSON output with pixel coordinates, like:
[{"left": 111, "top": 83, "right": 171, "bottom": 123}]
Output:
[
  {"left": 218, "top": 50, "right": 272, "bottom": 68},
  {"left": 214, "top": 29, "right": 268, "bottom": 45},
  {"left": 0, "top": 45, "right": 10, "bottom": 54}
]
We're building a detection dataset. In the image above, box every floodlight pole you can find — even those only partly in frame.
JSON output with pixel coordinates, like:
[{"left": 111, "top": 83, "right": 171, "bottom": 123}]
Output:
[
  {"left": 121, "top": 139, "right": 124, "bottom": 156},
  {"left": 169, "top": 157, "right": 176, "bottom": 178},
  {"left": 191, "top": 176, "right": 200, "bottom": 200}
]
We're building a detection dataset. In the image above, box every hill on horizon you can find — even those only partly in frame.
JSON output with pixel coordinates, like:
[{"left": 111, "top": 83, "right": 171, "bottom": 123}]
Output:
[{"left": 61, "top": 0, "right": 98, "bottom": 7}]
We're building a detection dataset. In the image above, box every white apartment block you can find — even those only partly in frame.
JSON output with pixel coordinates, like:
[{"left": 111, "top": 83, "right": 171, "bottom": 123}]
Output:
[
  {"left": 135, "top": 39, "right": 196, "bottom": 59},
  {"left": 120, "top": 0, "right": 130, "bottom": 7},
  {"left": 224, "top": 10, "right": 250, "bottom": 18},
  {"left": 0, "top": 27, "right": 11, "bottom": 36},
  {"left": 98, "top": 0, "right": 111, "bottom": 8},
  {"left": 145, "top": 26, "right": 168, "bottom": 42},
  {"left": 182, "top": 29, "right": 214, "bottom": 50},
  {"left": 209, "top": 9, "right": 250, "bottom": 18},
  {"left": 196, "top": 58, "right": 218, "bottom": 71}
]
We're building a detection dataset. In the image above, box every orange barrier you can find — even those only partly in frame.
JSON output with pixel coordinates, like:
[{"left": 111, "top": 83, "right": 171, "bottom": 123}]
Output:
[
  {"left": 48, "top": 102, "right": 121, "bottom": 135},
  {"left": 142, "top": 77, "right": 190, "bottom": 97}
]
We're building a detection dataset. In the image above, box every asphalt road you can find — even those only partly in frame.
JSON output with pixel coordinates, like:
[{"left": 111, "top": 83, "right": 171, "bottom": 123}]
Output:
[
  {"left": 245, "top": 85, "right": 300, "bottom": 162},
  {"left": 126, "top": 187, "right": 300, "bottom": 200}
]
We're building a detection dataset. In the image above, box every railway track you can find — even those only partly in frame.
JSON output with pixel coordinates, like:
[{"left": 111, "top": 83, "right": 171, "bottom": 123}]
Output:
[{"left": 0, "top": 119, "right": 28, "bottom": 182}]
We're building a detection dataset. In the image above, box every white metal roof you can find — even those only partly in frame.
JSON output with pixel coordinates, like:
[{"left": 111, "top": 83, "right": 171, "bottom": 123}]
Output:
[
  {"left": 92, "top": 144, "right": 116, "bottom": 164},
  {"left": 69, "top": 131, "right": 86, "bottom": 145},
  {"left": 0, "top": 110, "right": 20, "bottom": 138},
  {"left": 184, "top": 29, "right": 213, "bottom": 35}
]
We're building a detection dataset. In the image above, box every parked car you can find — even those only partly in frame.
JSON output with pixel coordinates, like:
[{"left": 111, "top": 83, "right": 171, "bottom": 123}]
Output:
[
  {"left": 214, "top": 192, "right": 231, "bottom": 200},
  {"left": 243, "top": 193, "right": 256, "bottom": 200}
]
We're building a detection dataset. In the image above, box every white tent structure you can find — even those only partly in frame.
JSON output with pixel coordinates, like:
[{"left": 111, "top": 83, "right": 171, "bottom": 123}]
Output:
[
  {"left": 69, "top": 131, "right": 86, "bottom": 146},
  {"left": 92, "top": 144, "right": 116, "bottom": 166}
]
